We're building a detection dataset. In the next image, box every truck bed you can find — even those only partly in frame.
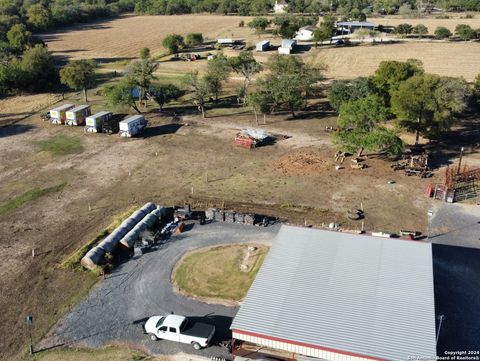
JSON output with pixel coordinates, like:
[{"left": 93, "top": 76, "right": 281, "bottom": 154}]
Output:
[{"left": 182, "top": 321, "right": 214, "bottom": 339}]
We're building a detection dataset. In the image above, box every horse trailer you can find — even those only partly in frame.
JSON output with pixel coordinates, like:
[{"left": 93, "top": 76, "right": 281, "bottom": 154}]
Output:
[
  {"left": 85, "top": 111, "right": 113, "bottom": 133},
  {"left": 119, "top": 115, "right": 147, "bottom": 137},
  {"left": 50, "top": 104, "right": 75, "bottom": 124},
  {"left": 66, "top": 105, "right": 91, "bottom": 126}
]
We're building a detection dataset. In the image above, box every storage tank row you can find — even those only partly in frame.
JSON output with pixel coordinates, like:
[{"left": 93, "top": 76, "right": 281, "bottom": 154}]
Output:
[
  {"left": 81, "top": 203, "right": 166, "bottom": 270},
  {"left": 48, "top": 104, "right": 148, "bottom": 137}
]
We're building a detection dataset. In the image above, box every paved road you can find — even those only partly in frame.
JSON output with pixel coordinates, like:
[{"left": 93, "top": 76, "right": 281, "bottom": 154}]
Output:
[
  {"left": 45, "top": 222, "right": 280, "bottom": 358},
  {"left": 428, "top": 202, "right": 480, "bottom": 249}
]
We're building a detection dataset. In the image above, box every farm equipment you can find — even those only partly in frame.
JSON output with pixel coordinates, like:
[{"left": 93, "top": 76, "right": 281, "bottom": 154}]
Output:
[
  {"left": 234, "top": 128, "right": 272, "bottom": 149},
  {"left": 391, "top": 150, "right": 432, "bottom": 178},
  {"left": 177, "top": 53, "right": 201, "bottom": 61}
]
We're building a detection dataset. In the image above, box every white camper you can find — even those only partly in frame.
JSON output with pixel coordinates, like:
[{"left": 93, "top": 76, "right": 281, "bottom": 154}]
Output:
[
  {"left": 119, "top": 115, "right": 147, "bottom": 137},
  {"left": 85, "top": 111, "right": 112, "bottom": 133},
  {"left": 65, "top": 105, "right": 91, "bottom": 126},
  {"left": 50, "top": 104, "right": 74, "bottom": 124}
]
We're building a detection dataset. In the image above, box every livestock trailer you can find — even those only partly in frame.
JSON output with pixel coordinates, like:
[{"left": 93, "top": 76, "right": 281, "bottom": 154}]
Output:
[
  {"left": 119, "top": 115, "right": 147, "bottom": 137},
  {"left": 85, "top": 111, "right": 112, "bottom": 133},
  {"left": 256, "top": 40, "right": 270, "bottom": 52},
  {"left": 66, "top": 105, "right": 91, "bottom": 126},
  {"left": 50, "top": 104, "right": 74, "bottom": 124}
]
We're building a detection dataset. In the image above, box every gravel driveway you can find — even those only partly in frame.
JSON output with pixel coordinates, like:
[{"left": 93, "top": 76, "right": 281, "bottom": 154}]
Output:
[{"left": 45, "top": 222, "right": 280, "bottom": 358}]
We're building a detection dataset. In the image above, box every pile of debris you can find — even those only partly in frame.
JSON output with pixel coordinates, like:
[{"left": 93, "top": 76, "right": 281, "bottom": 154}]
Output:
[
  {"left": 206, "top": 208, "right": 276, "bottom": 227},
  {"left": 235, "top": 128, "right": 273, "bottom": 149},
  {"left": 391, "top": 149, "right": 432, "bottom": 178},
  {"left": 275, "top": 149, "right": 330, "bottom": 175}
]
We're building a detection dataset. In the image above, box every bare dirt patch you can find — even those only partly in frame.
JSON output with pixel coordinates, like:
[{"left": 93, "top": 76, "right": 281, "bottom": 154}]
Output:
[{"left": 274, "top": 148, "right": 332, "bottom": 175}]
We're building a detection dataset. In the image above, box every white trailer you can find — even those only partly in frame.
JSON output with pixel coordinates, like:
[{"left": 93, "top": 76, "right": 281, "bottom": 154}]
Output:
[
  {"left": 85, "top": 111, "right": 112, "bottom": 133},
  {"left": 66, "top": 105, "right": 91, "bottom": 126},
  {"left": 256, "top": 40, "right": 270, "bottom": 52},
  {"left": 50, "top": 104, "right": 74, "bottom": 124},
  {"left": 119, "top": 115, "right": 147, "bottom": 137}
]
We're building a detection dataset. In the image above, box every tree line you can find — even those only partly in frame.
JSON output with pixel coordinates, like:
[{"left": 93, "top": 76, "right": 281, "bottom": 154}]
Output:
[{"left": 329, "top": 60, "right": 478, "bottom": 156}]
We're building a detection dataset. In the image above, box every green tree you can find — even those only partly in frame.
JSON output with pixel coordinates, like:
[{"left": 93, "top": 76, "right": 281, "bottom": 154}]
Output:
[
  {"left": 162, "top": 34, "right": 184, "bottom": 54},
  {"left": 229, "top": 51, "right": 262, "bottom": 104},
  {"left": 455, "top": 24, "right": 475, "bottom": 40},
  {"left": 103, "top": 81, "right": 141, "bottom": 113},
  {"left": 20, "top": 45, "right": 57, "bottom": 92},
  {"left": 204, "top": 53, "right": 231, "bottom": 101},
  {"left": 373, "top": 59, "right": 424, "bottom": 105},
  {"left": 313, "top": 26, "right": 332, "bottom": 46},
  {"left": 434, "top": 26, "right": 452, "bottom": 39},
  {"left": 26, "top": 4, "right": 52, "bottom": 30},
  {"left": 328, "top": 77, "right": 377, "bottom": 111},
  {"left": 391, "top": 74, "right": 468, "bottom": 144},
  {"left": 126, "top": 51, "right": 158, "bottom": 108},
  {"left": 395, "top": 23, "right": 413, "bottom": 36},
  {"left": 184, "top": 71, "right": 209, "bottom": 118},
  {"left": 149, "top": 83, "right": 182, "bottom": 111},
  {"left": 7, "top": 24, "right": 31, "bottom": 51},
  {"left": 184, "top": 33, "right": 203, "bottom": 47},
  {"left": 60, "top": 60, "right": 96, "bottom": 102},
  {"left": 247, "top": 17, "right": 270, "bottom": 34},
  {"left": 333, "top": 95, "right": 403, "bottom": 156},
  {"left": 247, "top": 90, "right": 273, "bottom": 124},
  {"left": 412, "top": 24, "right": 428, "bottom": 38},
  {"left": 140, "top": 47, "right": 150, "bottom": 59}
]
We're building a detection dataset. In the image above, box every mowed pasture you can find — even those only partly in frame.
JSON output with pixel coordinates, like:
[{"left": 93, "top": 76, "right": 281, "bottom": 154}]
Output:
[
  {"left": 314, "top": 42, "right": 480, "bottom": 81},
  {"left": 373, "top": 15, "right": 480, "bottom": 32},
  {"left": 40, "top": 14, "right": 254, "bottom": 60},
  {"left": 40, "top": 14, "right": 480, "bottom": 81}
]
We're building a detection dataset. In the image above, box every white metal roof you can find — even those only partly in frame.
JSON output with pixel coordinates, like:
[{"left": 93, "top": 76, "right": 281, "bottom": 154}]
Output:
[
  {"left": 231, "top": 225, "right": 437, "bottom": 361},
  {"left": 120, "top": 114, "right": 145, "bottom": 124},
  {"left": 51, "top": 103, "right": 74, "bottom": 112},
  {"left": 87, "top": 111, "right": 111, "bottom": 119},
  {"left": 68, "top": 104, "right": 90, "bottom": 112},
  {"left": 336, "top": 21, "right": 377, "bottom": 27}
]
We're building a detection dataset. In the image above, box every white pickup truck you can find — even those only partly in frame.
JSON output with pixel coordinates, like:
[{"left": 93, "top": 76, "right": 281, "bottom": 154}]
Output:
[{"left": 144, "top": 314, "right": 215, "bottom": 350}]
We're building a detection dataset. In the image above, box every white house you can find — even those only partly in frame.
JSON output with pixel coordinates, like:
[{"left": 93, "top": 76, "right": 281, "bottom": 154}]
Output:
[
  {"left": 296, "top": 25, "right": 316, "bottom": 41},
  {"left": 274, "top": 0, "right": 288, "bottom": 13}
]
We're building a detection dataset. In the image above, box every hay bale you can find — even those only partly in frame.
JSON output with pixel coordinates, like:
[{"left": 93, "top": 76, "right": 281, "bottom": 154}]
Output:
[
  {"left": 214, "top": 210, "right": 225, "bottom": 222},
  {"left": 205, "top": 208, "right": 217, "bottom": 220},
  {"left": 225, "top": 211, "right": 235, "bottom": 222},
  {"left": 244, "top": 213, "right": 255, "bottom": 225},
  {"left": 235, "top": 212, "right": 245, "bottom": 224}
]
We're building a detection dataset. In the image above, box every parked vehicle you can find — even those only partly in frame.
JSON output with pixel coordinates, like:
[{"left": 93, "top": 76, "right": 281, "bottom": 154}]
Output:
[
  {"left": 144, "top": 314, "right": 215, "bottom": 350},
  {"left": 50, "top": 104, "right": 74, "bottom": 124},
  {"left": 85, "top": 111, "right": 112, "bottom": 133},
  {"left": 119, "top": 115, "right": 147, "bottom": 137},
  {"left": 66, "top": 105, "right": 91, "bottom": 126}
]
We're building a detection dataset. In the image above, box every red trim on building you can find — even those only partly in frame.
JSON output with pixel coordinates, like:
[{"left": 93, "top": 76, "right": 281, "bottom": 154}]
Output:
[{"left": 232, "top": 329, "right": 385, "bottom": 361}]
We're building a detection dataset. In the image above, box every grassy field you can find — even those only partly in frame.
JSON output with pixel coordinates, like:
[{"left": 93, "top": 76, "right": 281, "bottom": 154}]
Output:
[
  {"left": 174, "top": 244, "right": 268, "bottom": 302},
  {"left": 0, "top": 183, "right": 66, "bottom": 216},
  {"left": 35, "top": 134, "right": 85, "bottom": 156},
  {"left": 373, "top": 14, "right": 480, "bottom": 33},
  {"left": 314, "top": 41, "right": 480, "bottom": 81}
]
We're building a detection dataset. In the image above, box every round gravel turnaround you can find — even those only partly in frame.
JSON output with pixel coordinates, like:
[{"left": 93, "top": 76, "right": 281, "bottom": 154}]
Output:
[{"left": 48, "top": 222, "right": 280, "bottom": 358}]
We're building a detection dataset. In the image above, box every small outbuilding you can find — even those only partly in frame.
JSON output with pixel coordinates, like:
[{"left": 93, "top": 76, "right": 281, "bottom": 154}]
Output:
[
  {"left": 296, "top": 25, "right": 317, "bottom": 41},
  {"left": 231, "top": 225, "right": 437, "bottom": 361},
  {"left": 274, "top": 0, "right": 288, "bottom": 13},
  {"left": 278, "top": 39, "right": 296, "bottom": 54},
  {"left": 255, "top": 40, "right": 270, "bottom": 52}
]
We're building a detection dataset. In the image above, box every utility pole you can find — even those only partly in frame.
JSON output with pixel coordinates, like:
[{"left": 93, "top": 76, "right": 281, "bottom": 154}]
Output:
[{"left": 456, "top": 147, "right": 465, "bottom": 175}]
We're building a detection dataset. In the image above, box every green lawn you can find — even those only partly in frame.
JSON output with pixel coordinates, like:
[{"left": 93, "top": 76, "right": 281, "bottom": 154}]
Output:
[
  {"left": 174, "top": 244, "right": 268, "bottom": 302},
  {"left": 35, "top": 135, "right": 84, "bottom": 156}
]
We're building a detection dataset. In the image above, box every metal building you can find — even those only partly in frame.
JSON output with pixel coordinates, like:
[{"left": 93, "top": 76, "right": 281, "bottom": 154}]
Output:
[{"left": 231, "top": 225, "right": 437, "bottom": 361}]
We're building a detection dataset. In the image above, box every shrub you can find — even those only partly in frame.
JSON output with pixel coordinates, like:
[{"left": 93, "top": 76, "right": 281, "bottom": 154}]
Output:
[
  {"left": 455, "top": 24, "right": 475, "bottom": 40},
  {"left": 395, "top": 23, "right": 413, "bottom": 35},
  {"left": 185, "top": 32, "right": 203, "bottom": 47},
  {"left": 434, "top": 26, "right": 452, "bottom": 39}
]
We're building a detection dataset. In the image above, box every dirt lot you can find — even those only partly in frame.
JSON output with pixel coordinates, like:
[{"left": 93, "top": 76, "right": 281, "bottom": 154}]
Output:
[{"left": 372, "top": 14, "right": 480, "bottom": 33}]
